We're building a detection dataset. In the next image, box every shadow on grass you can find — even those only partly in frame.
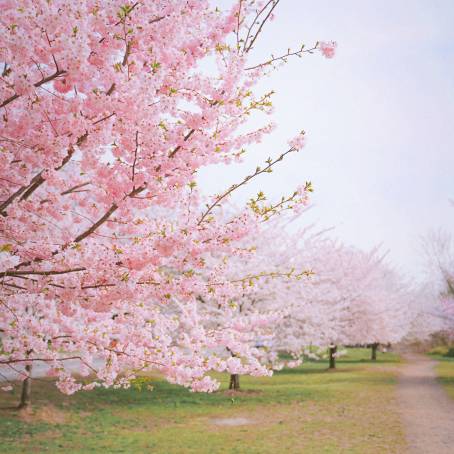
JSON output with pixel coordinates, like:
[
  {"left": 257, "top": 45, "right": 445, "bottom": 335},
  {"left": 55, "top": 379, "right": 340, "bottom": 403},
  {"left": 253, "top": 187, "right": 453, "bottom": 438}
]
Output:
[
  {"left": 0, "top": 351, "right": 399, "bottom": 415},
  {"left": 338, "top": 357, "right": 400, "bottom": 364},
  {"left": 0, "top": 376, "right": 388, "bottom": 417},
  {"left": 276, "top": 356, "right": 399, "bottom": 376},
  {"left": 74, "top": 368, "right": 396, "bottom": 411},
  {"left": 0, "top": 415, "right": 53, "bottom": 439},
  {"left": 438, "top": 376, "right": 454, "bottom": 387},
  {"left": 430, "top": 355, "right": 454, "bottom": 363},
  {"left": 274, "top": 366, "right": 360, "bottom": 376}
]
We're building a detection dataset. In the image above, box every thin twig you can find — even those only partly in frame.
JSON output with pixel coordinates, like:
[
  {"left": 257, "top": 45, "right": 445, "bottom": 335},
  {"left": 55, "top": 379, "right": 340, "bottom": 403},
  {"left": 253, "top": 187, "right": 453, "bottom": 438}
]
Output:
[
  {"left": 198, "top": 147, "right": 297, "bottom": 225},
  {"left": 245, "top": 45, "right": 317, "bottom": 71}
]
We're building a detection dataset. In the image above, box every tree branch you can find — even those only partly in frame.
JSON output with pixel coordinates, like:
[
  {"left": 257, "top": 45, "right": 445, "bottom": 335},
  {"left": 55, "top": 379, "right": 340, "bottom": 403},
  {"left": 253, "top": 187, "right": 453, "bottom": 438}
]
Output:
[
  {"left": 198, "top": 147, "right": 297, "bottom": 225},
  {"left": 0, "top": 356, "right": 84, "bottom": 365},
  {"left": 245, "top": 45, "right": 318, "bottom": 71},
  {"left": 3, "top": 185, "right": 146, "bottom": 274},
  {"left": 0, "top": 69, "right": 67, "bottom": 109},
  {"left": 132, "top": 130, "right": 139, "bottom": 185},
  {"left": 168, "top": 129, "right": 195, "bottom": 158},
  {"left": 0, "top": 132, "right": 88, "bottom": 216},
  {"left": 244, "top": 0, "right": 280, "bottom": 53},
  {"left": 1, "top": 267, "right": 85, "bottom": 278},
  {"left": 73, "top": 185, "right": 145, "bottom": 243}
]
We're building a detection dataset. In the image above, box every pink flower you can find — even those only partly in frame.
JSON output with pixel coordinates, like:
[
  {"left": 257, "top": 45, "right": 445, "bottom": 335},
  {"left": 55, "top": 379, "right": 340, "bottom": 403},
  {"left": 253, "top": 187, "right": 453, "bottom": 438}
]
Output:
[
  {"left": 0, "top": 0, "right": 345, "bottom": 398},
  {"left": 318, "top": 41, "right": 337, "bottom": 59},
  {"left": 286, "top": 359, "right": 302, "bottom": 368},
  {"left": 288, "top": 132, "right": 306, "bottom": 151},
  {"left": 226, "top": 357, "right": 243, "bottom": 374}
]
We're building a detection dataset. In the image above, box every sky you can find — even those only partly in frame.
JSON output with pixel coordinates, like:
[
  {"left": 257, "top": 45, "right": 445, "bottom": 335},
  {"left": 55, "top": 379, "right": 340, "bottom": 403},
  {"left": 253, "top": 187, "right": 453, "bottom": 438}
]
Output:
[{"left": 198, "top": 0, "right": 454, "bottom": 280}]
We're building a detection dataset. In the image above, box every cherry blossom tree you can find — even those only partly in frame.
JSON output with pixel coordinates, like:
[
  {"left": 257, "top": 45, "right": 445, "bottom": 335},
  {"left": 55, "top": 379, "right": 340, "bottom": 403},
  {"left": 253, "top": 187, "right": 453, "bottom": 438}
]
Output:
[
  {"left": 362, "top": 264, "right": 411, "bottom": 359},
  {"left": 326, "top": 248, "right": 411, "bottom": 365},
  {"left": 422, "top": 230, "right": 454, "bottom": 333},
  {"left": 200, "top": 217, "right": 411, "bottom": 383},
  {"left": 403, "top": 284, "right": 449, "bottom": 346},
  {"left": 275, "top": 238, "right": 411, "bottom": 368},
  {"left": 0, "top": 0, "right": 336, "bottom": 405},
  {"left": 198, "top": 215, "right": 315, "bottom": 390}
]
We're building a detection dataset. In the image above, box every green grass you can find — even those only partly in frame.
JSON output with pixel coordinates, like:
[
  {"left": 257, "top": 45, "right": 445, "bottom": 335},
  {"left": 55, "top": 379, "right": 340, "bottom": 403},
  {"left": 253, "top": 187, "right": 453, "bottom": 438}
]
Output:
[
  {"left": 433, "top": 355, "right": 454, "bottom": 400},
  {"left": 0, "top": 348, "right": 405, "bottom": 454},
  {"left": 428, "top": 345, "right": 450, "bottom": 356}
]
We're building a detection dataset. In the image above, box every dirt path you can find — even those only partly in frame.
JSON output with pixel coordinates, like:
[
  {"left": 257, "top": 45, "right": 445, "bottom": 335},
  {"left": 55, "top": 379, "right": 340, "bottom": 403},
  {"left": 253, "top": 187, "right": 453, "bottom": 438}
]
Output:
[{"left": 397, "top": 353, "right": 454, "bottom": 453}]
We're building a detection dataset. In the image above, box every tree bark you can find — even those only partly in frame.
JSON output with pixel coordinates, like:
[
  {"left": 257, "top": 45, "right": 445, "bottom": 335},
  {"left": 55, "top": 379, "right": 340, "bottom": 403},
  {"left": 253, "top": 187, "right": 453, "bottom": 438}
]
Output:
[
  {"left": 329, "top": 345, "right": 337, "bottom": 369},
  {"left": 18, "top": 365, "right": 32, "bottom": 410},
  {"left": 371, "top": 343, "right": 379, "bottom": 361},
  {"left": 229, "top": 374, "right": 240, "bottom": 390}
]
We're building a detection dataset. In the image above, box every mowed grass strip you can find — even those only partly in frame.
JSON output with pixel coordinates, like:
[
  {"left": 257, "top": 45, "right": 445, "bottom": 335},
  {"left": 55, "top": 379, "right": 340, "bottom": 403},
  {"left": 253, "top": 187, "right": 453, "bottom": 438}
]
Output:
[
  {"left": 0, "top": 349, "right": 405, "bottom": 454},
  {"left": 434, "top": 355, "right": 454, "bottom": 400}
]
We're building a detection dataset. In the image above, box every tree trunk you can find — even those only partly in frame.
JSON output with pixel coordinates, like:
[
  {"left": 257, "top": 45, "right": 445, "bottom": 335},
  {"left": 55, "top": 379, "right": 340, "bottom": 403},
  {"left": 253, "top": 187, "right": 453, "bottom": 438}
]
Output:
[
  {"left": 371, "top": 343, "right": 379, "bottom": 361},
  {"left": 329, "top": 345, "right": 337, "bottom": 369},
  {"left": 229, "top": 374, "right": 240, "bottom": 390},
  {"left": 18, "top": 365, "right": 32, "bottom": 410}
]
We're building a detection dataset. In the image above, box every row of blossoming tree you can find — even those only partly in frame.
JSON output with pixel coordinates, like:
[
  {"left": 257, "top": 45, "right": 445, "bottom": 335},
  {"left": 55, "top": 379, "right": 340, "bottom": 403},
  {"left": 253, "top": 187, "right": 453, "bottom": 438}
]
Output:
[
  {"left": 200, "top": 218, "right": 414, "bottom": 389},
  {"left": 1, "top": 0, "right": 415, "bottom": 408},
  {"left": 421, "top": 227, "right": 454, "bottom": 338}
]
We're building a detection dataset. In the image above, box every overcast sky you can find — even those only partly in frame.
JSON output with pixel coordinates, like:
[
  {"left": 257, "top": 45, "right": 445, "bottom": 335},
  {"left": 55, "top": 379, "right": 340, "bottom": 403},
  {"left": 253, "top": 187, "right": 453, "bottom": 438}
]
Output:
[{"left": 199, "top": 0, "right": 454, "bottom": 280}]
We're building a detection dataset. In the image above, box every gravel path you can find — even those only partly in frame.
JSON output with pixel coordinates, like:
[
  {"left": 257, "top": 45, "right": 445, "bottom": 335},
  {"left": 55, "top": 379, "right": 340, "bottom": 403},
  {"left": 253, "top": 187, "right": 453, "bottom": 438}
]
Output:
[{"left": 397, "top": 353, "right": 454, "bottom": 453}]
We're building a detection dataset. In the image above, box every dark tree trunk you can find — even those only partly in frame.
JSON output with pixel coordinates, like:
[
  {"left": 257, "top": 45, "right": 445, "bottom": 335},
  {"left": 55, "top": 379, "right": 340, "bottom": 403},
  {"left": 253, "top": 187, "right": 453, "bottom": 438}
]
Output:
[
  {"left": 18, "top": 365, "right": 32, "bottom": 410},
  {"left": 329, "top": 345, "right": 337, "bottom": 369},
  {"left": 371, "top": 343, "right": 379, "bottom": 361},
  {"left": 229, "top": 374, "right": 240, "bottom": 390}
]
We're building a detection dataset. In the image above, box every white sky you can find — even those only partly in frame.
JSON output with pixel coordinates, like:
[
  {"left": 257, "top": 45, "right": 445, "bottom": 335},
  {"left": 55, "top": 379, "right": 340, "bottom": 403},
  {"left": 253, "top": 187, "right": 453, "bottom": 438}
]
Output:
[{"left": 198, "top": 1, "right": 454, "bottom": 280}]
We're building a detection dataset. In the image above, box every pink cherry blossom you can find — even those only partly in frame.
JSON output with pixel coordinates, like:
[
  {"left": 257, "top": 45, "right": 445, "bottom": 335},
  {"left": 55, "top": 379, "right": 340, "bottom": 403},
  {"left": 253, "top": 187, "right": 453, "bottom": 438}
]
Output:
[
  {"left": 0, "top": 0, "right": 336, "bottom": 395},
  {"left": 288, "top": 132, "right": 306, "bottom": 151},
  {"left": 318, "top": 41, "right": 337, "bottom": 59}
]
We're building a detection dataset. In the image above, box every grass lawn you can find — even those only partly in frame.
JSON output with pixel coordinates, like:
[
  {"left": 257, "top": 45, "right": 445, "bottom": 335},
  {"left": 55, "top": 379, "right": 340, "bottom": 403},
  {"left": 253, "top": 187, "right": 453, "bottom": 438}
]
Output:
[
  {"left": 433, "top": 355, "right": 454, "bottom": 400},
  {"left": 0, "top": 348, "right": 405, "bottom": 454}
]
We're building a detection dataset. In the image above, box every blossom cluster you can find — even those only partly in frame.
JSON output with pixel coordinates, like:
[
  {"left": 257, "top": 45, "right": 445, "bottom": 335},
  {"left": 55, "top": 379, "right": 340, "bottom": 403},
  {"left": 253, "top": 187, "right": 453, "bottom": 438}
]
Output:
[{"left": 0, "top": 1, "right": 339, "bottom": 394}]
